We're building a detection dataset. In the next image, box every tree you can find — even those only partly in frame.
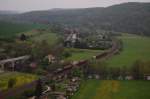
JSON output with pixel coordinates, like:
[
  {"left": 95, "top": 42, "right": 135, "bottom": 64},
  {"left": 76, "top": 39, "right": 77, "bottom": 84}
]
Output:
[
  {"left": 131, "top": 60, "right": 143, "bottom": 79},
  {"left": 8, "top": 78, "right": 16, "bottom": 89},
  {"left": 32, "top": 40, "right": 52, "bottom": 61},
  {"left": 35, "top": 79, "right": 43, "bottom": 98},
  {"left": 41, "top": 58, "right": 50, "bottom": 70},
  {"left": 142, "top": 61, "right": 150, "bottom": 75},
  {"left": 20, "top": 34, "right": 27, "bottom": 41},
  {"left": 62, "top": 50, "right": 72, "bottom": 58},
  {"left": 72, "top": 67, "right": 83, "bottom": 77},
  {"left": 23, "top": 89, "right": 35, "bottom": 97},
  {"left": 51, "top": 83, "right": 56, "bottom": 91},
  {"left": 111, "top": 67, "right": 120, "bottom": 79},
  {"left": 120, "top": 66, "right": 128, "bottom": 79},
  {"left": 84, "top": 61, "right": 109, "bottom": 79},
  {"left": 132, "top": 60, "right": 150, "bottom": 79}
]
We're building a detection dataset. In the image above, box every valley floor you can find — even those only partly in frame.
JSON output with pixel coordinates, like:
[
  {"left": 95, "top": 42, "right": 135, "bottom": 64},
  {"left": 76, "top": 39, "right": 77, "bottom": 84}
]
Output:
[{"left": 106, "top": 33, "right": 150, "bottom": 68}]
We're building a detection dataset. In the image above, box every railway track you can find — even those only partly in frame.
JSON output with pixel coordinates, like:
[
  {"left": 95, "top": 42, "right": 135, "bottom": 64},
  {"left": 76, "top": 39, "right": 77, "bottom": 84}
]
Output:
[{"left": 0, "top": 39, "right": 120, "bottom": 99}]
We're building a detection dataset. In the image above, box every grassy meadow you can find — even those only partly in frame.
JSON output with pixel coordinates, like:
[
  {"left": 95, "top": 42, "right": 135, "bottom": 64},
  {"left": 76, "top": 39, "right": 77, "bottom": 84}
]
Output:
[
  {"left": 64, "top": 48, "right": 103, "bottom": 61},
  {"left": 72, "top": 80, "right": 150, "bottom": 99},
  {"left": 106, "top": 33, "right": 150, "bottom": 68},
  {"left": 0, "top": 72, "right": 38, "bottom": 91},
  {"left": 24, "top": 30, "right": 59, "bottom": 45}
]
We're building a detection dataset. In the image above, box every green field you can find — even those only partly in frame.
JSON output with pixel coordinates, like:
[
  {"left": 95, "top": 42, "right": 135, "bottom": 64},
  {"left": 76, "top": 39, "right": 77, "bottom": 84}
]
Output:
[
  {"left": 106, "top": 34, "right": 150, "bottom": 67},
  {"left": 64, "top": 48, "right": 102, "bottom": 61},
  {"left": 0, "top": 21, "right": 47, "bottom": 37},
  {"left": 23, "top": 29, "right": 60, "bottom": 45},
  {"left": 0, "top": 72, "right": 37, "bottom": 91},
  {"left": 72, "top": 80, "right": 150, "bottom": 99}
]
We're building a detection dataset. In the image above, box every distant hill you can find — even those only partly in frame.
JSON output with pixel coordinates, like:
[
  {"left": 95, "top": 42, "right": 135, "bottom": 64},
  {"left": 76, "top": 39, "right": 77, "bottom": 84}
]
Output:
[
  {"left": 0, "top": 10, "right": 19, "bottom": 15},
  {"left": 0, "top": 2, "right": 150, "bottom": 35}
]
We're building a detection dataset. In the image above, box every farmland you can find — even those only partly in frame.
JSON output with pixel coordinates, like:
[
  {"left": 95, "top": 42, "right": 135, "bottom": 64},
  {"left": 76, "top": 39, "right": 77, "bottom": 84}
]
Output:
[
  {"left": 106, "top": 34, "right": 150, "bottom": 68},
  {"left": 0, "top": 21, "right": 47, "bottom": 38},
  {"left": 0, "top": 72, "right": 38, "bottom": 91},
  {"left": 72, "top": 80, "right": 150, "bottom": 99}
]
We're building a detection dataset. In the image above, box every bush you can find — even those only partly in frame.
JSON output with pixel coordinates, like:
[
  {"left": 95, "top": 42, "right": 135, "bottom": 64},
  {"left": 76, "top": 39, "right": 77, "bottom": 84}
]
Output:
[
  {"left": 72, "top": 67, "right": 83, "bottom": 77},
  {"left": 34, "top": 68, "right": 47, "bottom": 75},
  {"left": 62, "top": 50, "right": 72, "bottom": 58},
  {"left": 23, "top": 89, "right": 35, "bottom": 97},
  {"left": 8, "top": 78, "right": 17, "bottom": 89},
  {"left": 35, "top": 79, "right": 43, "bottom": 98}
]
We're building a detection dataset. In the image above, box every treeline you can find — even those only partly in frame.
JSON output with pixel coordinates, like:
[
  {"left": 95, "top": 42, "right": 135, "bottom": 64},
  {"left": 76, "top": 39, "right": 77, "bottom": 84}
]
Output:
[{"left": 84, "top": 60, "right": 150, "bottom": 80}]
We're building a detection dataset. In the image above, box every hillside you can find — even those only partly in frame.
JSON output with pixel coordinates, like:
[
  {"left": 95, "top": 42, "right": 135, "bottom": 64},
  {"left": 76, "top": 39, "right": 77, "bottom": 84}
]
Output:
[
  {"left": 0, "top": 2, "right": 150, "bottom": 36},
  {"left": 0, "top": 21, "right": 47, "bottom": 37}
]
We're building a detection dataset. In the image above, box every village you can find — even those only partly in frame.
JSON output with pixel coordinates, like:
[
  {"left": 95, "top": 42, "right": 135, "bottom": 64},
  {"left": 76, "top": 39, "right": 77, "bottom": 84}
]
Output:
[
  {"left": 0, "top": 28, "right": 150, "bottom": 99},
  {"left": 1, "top": 1, "right": 150, "bottom": 99}
]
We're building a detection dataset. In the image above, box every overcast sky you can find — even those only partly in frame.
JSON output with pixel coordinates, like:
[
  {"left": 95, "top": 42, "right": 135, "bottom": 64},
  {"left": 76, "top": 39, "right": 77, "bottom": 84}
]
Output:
[{"left": 0, "top": 0, "right": 150, "bottom": 12}]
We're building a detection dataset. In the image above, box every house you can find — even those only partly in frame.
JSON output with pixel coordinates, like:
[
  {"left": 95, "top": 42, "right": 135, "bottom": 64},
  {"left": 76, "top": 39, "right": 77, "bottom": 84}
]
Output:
[
  {"left": 29, "top": 62, "right": 37, "bottom": 69},
  {"left": 28, "top": 96, "right": 36, "bottom": 99},
  {"left": 46, "top": 54, "right": 56, "bottom": 63},
  {"left": 92, "top": 56, "right": 96, "bottom": 59},
  {"left": 118, "top": 75, "right": 123, "bottom": 80},
  {"left": 98, "top": 34, "right": 104, "bottom": 39},
  {"left": 72, "top": 61, "right": 78, "bottom": 66},
  {"left": 57, "top": 95, "right": 66, "bottom": 99},
  {"left": 95, "top": 74, "right": 100, "bottom": 79},
  {"left": 64, "top": 29, "right": 80, "bottom": 48},
  {"left": 144, "top": 74, "right": 150, "bottom": 80},
  {"left": 88, "top": 75, "right": 92, "bottom": 79},
  {"left": 71, "top": 77, "right": 80, "bottom": 82},
  {"left": 125, "top": 75, "right": 133, "bottom": 80}
]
